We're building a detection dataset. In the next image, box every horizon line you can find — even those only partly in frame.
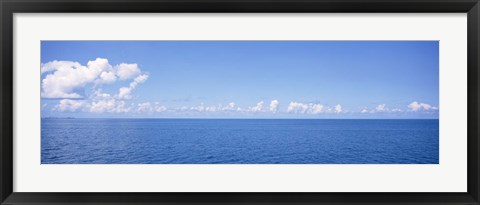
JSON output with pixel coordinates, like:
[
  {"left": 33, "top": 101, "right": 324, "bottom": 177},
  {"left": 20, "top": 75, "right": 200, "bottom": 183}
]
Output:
[{"left": 41, "top": 117, "right": 439, "bottom": 120}]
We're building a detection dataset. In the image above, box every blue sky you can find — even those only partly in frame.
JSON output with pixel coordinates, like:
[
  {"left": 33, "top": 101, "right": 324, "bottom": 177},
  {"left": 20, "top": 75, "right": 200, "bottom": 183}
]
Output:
[{"left": 41, "top": 41, "right": 439, "bottom": 119}]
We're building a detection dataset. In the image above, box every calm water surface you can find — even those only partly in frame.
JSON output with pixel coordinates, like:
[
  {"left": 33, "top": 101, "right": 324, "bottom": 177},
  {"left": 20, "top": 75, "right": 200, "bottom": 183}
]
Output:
[{"left": 41, "top": 119, "right": 439, "bottom": 164}]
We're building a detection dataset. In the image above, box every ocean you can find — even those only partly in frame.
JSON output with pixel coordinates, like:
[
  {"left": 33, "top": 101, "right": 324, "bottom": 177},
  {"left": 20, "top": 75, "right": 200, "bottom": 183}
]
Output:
[{"left": 41, "top": 119, "right": 439, "bottom": 164}]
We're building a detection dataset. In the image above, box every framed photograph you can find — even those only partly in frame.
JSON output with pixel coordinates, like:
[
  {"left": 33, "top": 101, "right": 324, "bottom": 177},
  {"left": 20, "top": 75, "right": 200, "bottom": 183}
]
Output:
[{"left": 1, "top": 0, "right": 479, "bottom": 204}]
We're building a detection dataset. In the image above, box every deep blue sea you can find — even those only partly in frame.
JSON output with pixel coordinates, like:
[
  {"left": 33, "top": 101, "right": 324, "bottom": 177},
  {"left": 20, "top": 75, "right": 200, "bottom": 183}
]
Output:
[{"left": 41, "top": 119, "right": 439, "bottom": 164}]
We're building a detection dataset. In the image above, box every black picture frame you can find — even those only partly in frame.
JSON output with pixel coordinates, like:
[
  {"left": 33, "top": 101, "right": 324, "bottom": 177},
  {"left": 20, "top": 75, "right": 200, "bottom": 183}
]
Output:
[{"left": 1, "top": 0, "right": 479, "bottom": 204}]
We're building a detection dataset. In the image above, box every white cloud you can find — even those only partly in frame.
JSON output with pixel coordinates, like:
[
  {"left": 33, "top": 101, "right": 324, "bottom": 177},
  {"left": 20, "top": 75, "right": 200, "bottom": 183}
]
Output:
[
  {"left": 54, "top": 99, "right": 85, "bottom": 112},
  {"left": 189, "top": 104, "right": 222, "bottom": 112},
  {"left": 42, "top": 58, "right": 153, "bottom": 114},
  {"left": 190, "top": 103, "right": 206, "bottom": 112},
  {"left": 91, "top": 90, "right": 111, "bottom": 100},
  {"left": 154, "top": 102, "right": 167, "bottom": 112},
  {"left": 41, "top": 60, "right": 82, "bottom": 74},
  {"left": 287, "top": 102, "right": 309, "bottom": 114},
  {"left": 137, "top": 102, "right": 153, "bottom": 112},
  {"left": 41, "top": 59, "right": 100, "bottom": 98},
  {"left": 221, "top": 102, "right": 236, "bottom": 111},
  {"left": 287, "top": 102, "right": 324, "bottom": 114},
  {"left": 269, "top": 100, "right": 279, "bottom": 113},
  {"left": 133, "top": 74, "right": 149, "bottom": 84},
  {"left": 335, "top": 104, "right": 342, "bottom": 113},
  {"left": 50, "top": 87, "right": 132, "bottom": 114},
  {"left": 189, "top": 103, "right": 223, "bottom": 112},
  {"left": 391, "top": 108, "right": 402, "bottom": 112},
  {"left": 375, "top": 104, "right": 387, "bottom": 112},
  {"left": 116, "top": 74, "right": 149, "bottom": 100},
  {"left": 115, "top": 63, "right": 141, "bottom": 80},
  {"left": 88, "top": 99, "right": 132, "bottom": 113},
  {"left": 98, "top": 71, "right": 117, "bottom": 84},
  {"left": 205, "top": 105, "right": 220, "bottom": 112},
  {"left": 89, "top": 99, "right": 117, "bottom": 113},
  {"left": 250, "top": 101, "right": 265, "bottom": 112},
  {"left": 310, "top": 104, "right": 324, "bottom": 114},
  {"left": 133, "top": 102, "right": 167, "bottom": 113},
  {"left": 41, "top": 58, "right": 147, "bottom": 99},
  {"left": 408, "top": 101, "right": 438, "bottom": 111},
  {"left": 49, "top": 98, "right": 439, "bottom": 116},
  {"left": 87, "top": 58, "right": 112, "bottom": 73},
  {"left": 117, "top": 87, "right": 133, "bottom": 100},
  {"left": 114, "top": 101, "right": 131, "bottom": 113},
  {"left": 359, "top": 104, "right": 407, "bottom": 113}
]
